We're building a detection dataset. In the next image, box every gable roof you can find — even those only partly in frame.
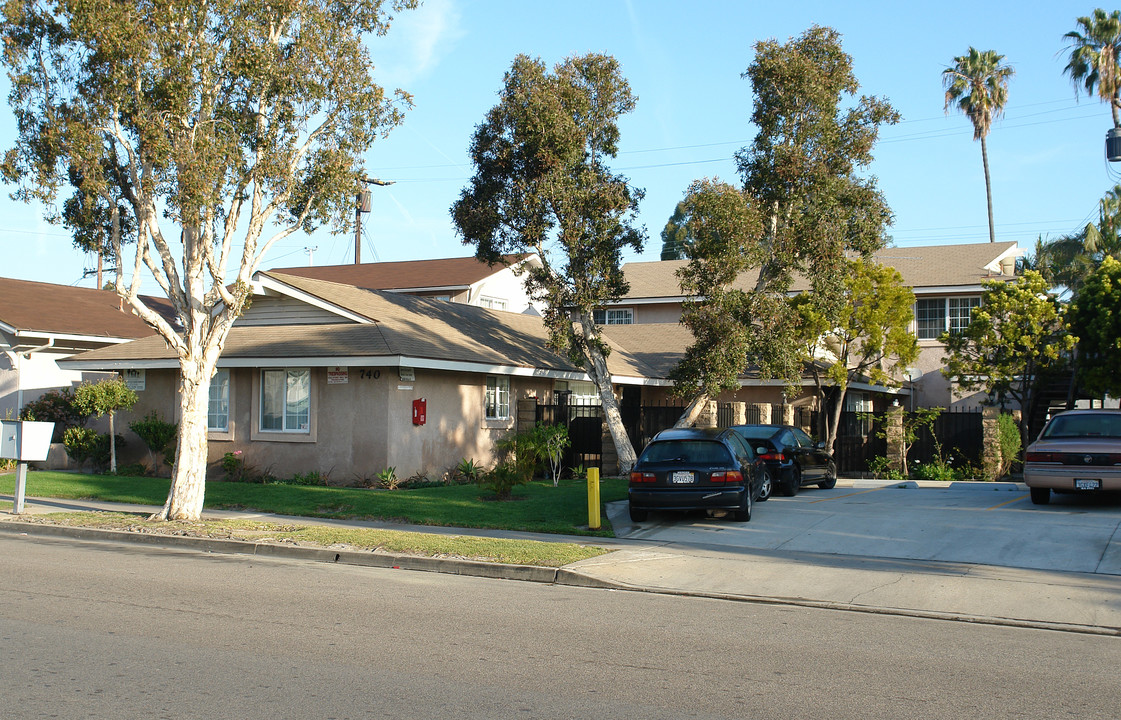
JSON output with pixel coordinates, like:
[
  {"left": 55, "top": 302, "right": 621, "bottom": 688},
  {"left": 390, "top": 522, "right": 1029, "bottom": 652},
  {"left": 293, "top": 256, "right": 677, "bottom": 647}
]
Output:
[
  {"left": 619, "top": 241, "right": 1021, "bottom": 300},
  {"left": 268, "top": 253, "right": 535, "bottom": 292},
  {"left": 0, "top": 276, "right": 162, "bottom": 343}
]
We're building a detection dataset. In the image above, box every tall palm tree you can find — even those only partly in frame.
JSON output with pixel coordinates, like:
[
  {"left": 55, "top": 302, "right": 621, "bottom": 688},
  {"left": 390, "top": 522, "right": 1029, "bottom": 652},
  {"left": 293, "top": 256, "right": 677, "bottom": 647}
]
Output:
[
  {"left": 1064, "top": 8, "right": 1121, "bottom": 128},
  {"left": 943, "top": 48, "right": 1015, "bottom": 244}
]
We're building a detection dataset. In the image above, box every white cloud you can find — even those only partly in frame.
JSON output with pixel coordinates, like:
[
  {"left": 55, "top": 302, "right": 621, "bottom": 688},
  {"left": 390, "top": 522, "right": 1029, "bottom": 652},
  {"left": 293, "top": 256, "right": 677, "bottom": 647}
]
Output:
[{"left": 371, "top": 0, "right": 465, "bottom": 87}]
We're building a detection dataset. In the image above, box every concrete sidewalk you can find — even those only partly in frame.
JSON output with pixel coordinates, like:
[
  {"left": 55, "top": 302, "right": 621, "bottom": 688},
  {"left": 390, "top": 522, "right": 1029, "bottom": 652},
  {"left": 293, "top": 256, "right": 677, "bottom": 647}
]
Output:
[{"left": 3, "top": 493, "right": 1120, "bottom": 636}]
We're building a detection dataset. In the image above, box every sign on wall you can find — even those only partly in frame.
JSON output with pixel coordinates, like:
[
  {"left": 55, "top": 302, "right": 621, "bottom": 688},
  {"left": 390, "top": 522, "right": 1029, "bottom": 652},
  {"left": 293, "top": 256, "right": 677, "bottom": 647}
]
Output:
[
  {"left": 327, "top": 366, "right": 349, "bottom": 385},
  {"left": 123, "top": 368, "right": 145, "bottom": 391}
]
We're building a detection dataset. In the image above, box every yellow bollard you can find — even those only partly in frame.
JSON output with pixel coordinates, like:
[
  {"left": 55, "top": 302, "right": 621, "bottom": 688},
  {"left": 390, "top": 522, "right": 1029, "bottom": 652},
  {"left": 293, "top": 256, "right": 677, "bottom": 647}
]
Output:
[{"left": 587, "top": 467, "right": 601, "bottom": 530}]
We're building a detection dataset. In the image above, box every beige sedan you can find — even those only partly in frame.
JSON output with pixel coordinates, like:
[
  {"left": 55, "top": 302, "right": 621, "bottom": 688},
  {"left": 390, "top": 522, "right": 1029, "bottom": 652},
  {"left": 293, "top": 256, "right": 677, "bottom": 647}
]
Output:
[{"left": 1024, "top": 409, "right": 1121, "bottom": 505}]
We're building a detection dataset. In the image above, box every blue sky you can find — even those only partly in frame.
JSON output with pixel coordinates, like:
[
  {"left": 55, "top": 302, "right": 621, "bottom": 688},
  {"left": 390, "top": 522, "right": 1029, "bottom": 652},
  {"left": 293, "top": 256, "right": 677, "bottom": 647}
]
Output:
[{"left": 0, "top": 0, "right": 1112, "bottom": 287}]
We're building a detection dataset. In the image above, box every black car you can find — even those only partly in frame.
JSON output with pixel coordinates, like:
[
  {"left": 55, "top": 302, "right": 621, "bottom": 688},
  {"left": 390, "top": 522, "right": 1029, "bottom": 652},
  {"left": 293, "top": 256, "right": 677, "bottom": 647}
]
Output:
[
  {"left": 729, "top": 424, "right": 836, "bottom": 498},
  {"left": 628, "top": 427, "right": 766, "bottom": 523}
]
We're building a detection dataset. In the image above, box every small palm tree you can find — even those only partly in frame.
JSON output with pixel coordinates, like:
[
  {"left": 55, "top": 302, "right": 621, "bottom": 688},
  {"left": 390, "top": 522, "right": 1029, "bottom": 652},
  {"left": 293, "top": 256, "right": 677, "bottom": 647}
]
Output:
[
  {"left": 1064, "top": 8, "right": 1121, "bottom": 128},
  {"left": 943, "top": 48, "right": 1015, "bottom": 244}
]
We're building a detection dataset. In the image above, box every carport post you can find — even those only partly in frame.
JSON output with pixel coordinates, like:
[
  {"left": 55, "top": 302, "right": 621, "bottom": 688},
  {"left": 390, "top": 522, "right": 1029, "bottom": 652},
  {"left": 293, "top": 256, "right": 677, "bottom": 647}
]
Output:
[{"left": 587, "top": 467, "right": 601, "bottom": 530}]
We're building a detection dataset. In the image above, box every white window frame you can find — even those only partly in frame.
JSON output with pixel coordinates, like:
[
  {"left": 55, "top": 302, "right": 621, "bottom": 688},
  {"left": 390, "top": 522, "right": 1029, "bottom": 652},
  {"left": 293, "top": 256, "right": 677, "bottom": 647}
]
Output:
[
  {"left": 593, "top": 308, "right": 633, "bottom": 325},
  {"left": 915, "top": 296, "right": 981, "bottom": 340},
  {"left": 479, "top": 295, "right": 507, "bottom": 311},
  {"left": 486, "top": 375, "right": 510, "bottom": 420}
]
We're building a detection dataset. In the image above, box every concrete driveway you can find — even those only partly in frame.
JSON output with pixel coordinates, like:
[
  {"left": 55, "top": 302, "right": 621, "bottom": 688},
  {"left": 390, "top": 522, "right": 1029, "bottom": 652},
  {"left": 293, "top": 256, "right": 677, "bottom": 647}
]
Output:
[{"left": 610, "top": 480, "right": 1121, "bottom": 576}]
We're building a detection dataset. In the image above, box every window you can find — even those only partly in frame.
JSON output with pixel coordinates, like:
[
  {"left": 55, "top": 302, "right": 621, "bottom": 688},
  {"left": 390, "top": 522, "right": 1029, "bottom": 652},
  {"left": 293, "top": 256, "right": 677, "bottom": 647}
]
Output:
[
  {"left": 915, "top": 297, "right": 981, "bottom": 340},
  {"left": 948, "top": 297, "right": 981, "bottom": 335},
  {"left": 554, "top": 380, "right": 600, "bottom": 405},
  {"left": 915, "top": 299, "right": 946, "bottom": 340},
  {"left": 592, "top": 308, "right": 633, "bottom": 325},
  {"left": 479, "top": 296, "right": 507, "bottom": 311},
  {"left": 486, "top": 375, "right": 510, "bottom": 419},
  {"left": 208, "top": 369, "right": 230, "bottom": 432},
  {"left": 260, "top": 368, "right": 310, "bottom": 432}
]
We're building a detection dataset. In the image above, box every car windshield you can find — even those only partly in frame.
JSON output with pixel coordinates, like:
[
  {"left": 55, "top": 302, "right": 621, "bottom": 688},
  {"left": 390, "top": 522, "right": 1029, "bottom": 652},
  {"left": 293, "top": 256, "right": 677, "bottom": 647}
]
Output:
[
  {"left": 640, "top": 440, "right": 732, "bottom": 464},
  {"left": 734, "top": 427, "right": 776, "bottom": 441},
  {"left": 1042, "top": 414, "right": 1121, "bottom": 439}
]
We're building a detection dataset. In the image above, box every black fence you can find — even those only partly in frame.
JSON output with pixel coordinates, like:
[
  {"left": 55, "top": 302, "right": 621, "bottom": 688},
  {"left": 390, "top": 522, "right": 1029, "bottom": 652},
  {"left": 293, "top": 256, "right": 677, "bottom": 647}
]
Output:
[{"left": 535, "top": 401, "right": 984, "bottom": 476}]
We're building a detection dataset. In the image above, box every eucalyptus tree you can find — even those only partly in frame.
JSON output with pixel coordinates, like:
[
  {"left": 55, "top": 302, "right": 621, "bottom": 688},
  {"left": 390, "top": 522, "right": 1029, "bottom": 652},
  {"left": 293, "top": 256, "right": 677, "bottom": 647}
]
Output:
[
  {"left": 659, "top": 201, "right": 692, "bottom": 260},
  {"left": 452, "top": 54, "right": 645, "bottom": 473},
  {"left": 1064, "top": 8, "right": 1121, "bottom": 127},
  {"left": 943, "top": 48, "right": 1015, "bottom": 244},
  {"left": 671, "top": 26, "right": 899, "bottom": 425},
  {"left": 2, "top": 0, "right": 416, "bottom": 520},
  {"left": 1068, "top": 256, "right": 1121, "bottom": 398}
]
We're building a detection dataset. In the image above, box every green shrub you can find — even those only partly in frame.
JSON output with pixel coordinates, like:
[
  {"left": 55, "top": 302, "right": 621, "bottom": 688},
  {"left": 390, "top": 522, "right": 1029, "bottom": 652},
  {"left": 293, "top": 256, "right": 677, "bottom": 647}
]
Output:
[
  {"left": 20, "top": 388, "right": 90, "bottom": 442},
  {"left": 128, "top": 412, "right": 178, "bottom": 471},
  {"left": 997, "top": 412, "right": 1022, "bottom": 478},
  {"left": 287, "top": 471, "right": 327, "bottom": 486},
  {"left": 63, "top": 427, "right": 118, "bottom": 472},
  {"left": 910, "top": 459, "right": 955, "bottom": 482},
  {"left": 452, "top": 458, "right": 483, "bottom": 485},
  {"left": 867, "top": 456, "right": 906, "bottom": 481},
  {"left": 477, "top": 461, "right": 528, "bottom": 501},
  {"left": 221, "top": 451, "right": 248, "bottom": 482},
  {"left": 376, "top": 466, "right": 400, "bottom": 490}
]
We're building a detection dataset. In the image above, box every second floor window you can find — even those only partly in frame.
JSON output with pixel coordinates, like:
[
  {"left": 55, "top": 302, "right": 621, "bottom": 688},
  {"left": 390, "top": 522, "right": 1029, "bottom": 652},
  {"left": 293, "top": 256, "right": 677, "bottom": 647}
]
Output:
[
  {"left": 916, "top": 297, "right": 981, "bottom": 340},
  {"left": 593, "top": 308, "right": 633, "bottom": 325}
]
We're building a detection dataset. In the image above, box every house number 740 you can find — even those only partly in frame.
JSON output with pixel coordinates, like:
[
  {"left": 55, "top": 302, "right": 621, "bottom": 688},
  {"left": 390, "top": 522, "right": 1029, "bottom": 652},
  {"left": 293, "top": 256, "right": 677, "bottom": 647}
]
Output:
[{"left": 360, "top": 369, "right": 380, "bottom": 380}]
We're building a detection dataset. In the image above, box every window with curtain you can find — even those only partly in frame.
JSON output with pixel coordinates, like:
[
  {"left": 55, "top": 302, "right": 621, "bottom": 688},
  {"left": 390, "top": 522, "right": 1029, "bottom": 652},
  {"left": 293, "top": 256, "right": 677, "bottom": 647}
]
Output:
[{"left": 261, "top": 369, "right": 310, "bottom": 432}]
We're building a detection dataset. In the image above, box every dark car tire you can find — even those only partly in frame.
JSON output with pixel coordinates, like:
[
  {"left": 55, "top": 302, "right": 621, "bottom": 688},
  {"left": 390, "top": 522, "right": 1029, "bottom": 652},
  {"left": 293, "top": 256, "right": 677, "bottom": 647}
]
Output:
[
  {"left": 1030, "top": 487, "right": 1051, "bottom": 505},
  {"left": 757, "top": 469, "right": 772, "bottom": 502},
  {"left": 780, "top": 467, "right": 801, "bottom": 497},
  {"left": 818, "top": 462, "right": 837, "bottom": 489},
  {"left": 732, "top": 491, "right": 752, "bottom": 522},
  {"left": 629, "top": 505, "right": 649, "bottom": 522}
]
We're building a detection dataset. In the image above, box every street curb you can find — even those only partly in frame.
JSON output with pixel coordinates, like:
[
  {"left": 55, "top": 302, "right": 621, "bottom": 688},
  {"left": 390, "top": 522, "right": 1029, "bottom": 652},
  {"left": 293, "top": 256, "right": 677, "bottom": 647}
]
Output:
[{"left": 4, "top": 519, "right": 1116, "bottom": 637}]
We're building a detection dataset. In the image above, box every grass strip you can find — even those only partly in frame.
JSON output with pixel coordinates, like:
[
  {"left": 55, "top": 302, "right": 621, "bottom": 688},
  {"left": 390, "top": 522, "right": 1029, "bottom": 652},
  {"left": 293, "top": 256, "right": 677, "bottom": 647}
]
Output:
[
  {"left": 1, "top": 471, "right": 628, "bottom": 537},
  {"left": 13, "top": 511, "right": 612, "bottom": 567}
]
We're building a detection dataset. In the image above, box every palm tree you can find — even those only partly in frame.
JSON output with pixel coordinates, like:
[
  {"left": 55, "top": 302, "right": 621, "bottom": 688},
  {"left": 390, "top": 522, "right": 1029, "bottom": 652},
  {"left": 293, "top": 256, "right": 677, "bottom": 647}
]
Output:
[
  {"left": 943, "top": 48, "right": 1015, "bottom": 244},
  {"left": 1064, "top": 9, "right": 1121, "bottom": 128},
  {"left": 1036, "top": 184, "right": 1121, "bottom": 295}
]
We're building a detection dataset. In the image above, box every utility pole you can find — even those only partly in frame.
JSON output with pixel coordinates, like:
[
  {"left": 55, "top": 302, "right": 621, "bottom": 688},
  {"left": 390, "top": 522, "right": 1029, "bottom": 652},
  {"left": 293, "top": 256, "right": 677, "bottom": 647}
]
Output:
[
  {"left": 355, "top": 177, "right": 394, "bottom": 264},
  {"left": 304, "top": 246, "right": 318, "bottom": 266}
]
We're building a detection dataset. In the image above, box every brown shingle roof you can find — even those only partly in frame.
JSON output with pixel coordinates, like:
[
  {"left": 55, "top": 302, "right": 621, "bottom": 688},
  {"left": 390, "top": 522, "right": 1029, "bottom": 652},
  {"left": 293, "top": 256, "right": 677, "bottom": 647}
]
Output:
[
  {"left": 269, "top": 253, "right": 533, "bottom": 291},
  {"left": 65, "top": 272, "right": 671, "bottom": 380},
  {"left": 0, "top": 276, "right": 160, "bottom": 339},
  {"left": 620, "top": 241, "right": 1020, "bottom": 299}
]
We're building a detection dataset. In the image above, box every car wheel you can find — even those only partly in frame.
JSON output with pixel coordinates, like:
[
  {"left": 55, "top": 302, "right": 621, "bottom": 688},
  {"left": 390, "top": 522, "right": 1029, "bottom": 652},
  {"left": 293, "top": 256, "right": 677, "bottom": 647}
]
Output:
[
  {"left": 732, "top": 491, "right": 752, "bottom": 522},
  {"left": 781, "top": 467, "right": 801, "bottom": 496},
  {"left": 1030, "top": 487, "right": 1051, "bottom": 505},
  {"left": 818, "top": 462, "right": 837, "bottom": 489},
  {"left": 629, "top": 505, "right": 648, "bottom": 522},
  {"left": 757, "top": 469, "right": 772, "bottom": 502}
]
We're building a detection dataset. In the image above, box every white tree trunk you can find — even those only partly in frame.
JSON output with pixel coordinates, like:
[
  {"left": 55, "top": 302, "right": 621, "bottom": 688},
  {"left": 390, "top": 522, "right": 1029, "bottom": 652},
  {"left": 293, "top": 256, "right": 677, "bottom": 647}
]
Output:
[
  {"left": 108, "top": 410, "right": 117, "bottom": 474},
  {"left": 150, "top": 363, "right": 212, "bottom": 521},
  {"left": 674, "top": 394, "right": 710, "bottom": 428}
]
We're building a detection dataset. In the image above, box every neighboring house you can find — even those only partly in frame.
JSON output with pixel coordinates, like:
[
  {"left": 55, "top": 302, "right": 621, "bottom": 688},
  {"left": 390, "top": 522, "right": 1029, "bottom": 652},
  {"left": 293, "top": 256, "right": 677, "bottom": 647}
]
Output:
[
  {"left": 0, "top": 276, "right": 165, "bottom": 420},
  {"left": 269, "top": 253, "right": 544, "bottom": 315},
  {"left": 59, "top": 271, "right": 663, "bottom": 479},
  {"left": 594, "top": 241, "right": 1022, "bottom": 411}
]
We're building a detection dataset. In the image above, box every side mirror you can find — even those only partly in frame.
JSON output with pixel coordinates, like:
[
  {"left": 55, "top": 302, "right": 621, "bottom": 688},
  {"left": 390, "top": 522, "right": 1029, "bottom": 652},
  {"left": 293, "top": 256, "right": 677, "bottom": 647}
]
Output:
[
  {"left": 756, "top": 447, "right": 768, "bottom": 455},
  {"left": 816, "top": 441, "right": 826, "bottom": 449}
]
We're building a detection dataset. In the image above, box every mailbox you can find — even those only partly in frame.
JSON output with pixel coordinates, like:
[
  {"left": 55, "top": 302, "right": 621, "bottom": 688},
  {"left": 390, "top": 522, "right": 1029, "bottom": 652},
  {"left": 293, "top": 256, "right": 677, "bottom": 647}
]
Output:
[
  {"left": 1, "top": 420, "right": 55, "bottom": 462},
  {"left": 412, "top": 398, "right": 427, "bottom": 426}
]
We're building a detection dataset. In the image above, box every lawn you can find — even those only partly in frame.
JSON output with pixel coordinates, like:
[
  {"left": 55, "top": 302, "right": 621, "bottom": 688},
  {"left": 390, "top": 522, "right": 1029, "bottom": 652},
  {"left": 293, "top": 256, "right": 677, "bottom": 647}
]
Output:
[{"left": 1, "top": 471, "right": 629, "bottom": 537}]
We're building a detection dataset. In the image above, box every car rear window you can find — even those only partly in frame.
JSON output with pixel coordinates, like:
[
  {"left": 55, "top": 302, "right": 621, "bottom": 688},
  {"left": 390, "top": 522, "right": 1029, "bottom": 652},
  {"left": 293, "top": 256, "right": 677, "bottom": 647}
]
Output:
[
  {"left": 1042, "top": 414, "right": 1121, "bottom": 439},
  {"left": 640, "top": 440, "right": 733, "bottom": 465},
  {"left": 735, "top": 427, "right": 775, "bottom": 441}
]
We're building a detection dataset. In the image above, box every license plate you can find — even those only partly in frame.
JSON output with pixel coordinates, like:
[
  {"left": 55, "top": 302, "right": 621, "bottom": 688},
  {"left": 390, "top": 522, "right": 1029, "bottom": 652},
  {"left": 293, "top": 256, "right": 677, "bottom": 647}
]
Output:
[
  {"left": 1075, "top": 479, "right": 1101, "bottom": 490},
  {"left": 671, "top": 471, "right": 694, "bottom": 484}
]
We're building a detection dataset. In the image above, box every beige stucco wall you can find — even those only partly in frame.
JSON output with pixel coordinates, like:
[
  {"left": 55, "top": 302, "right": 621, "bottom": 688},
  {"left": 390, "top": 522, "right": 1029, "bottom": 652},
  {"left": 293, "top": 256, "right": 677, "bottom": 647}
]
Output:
[{"left": 114, "top": 365, "right": 555, "bottom": 482}]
